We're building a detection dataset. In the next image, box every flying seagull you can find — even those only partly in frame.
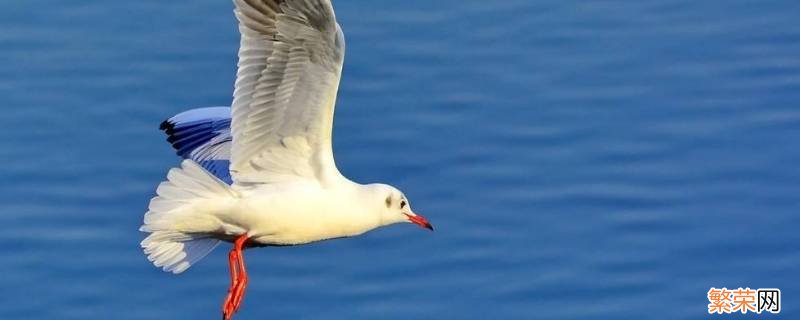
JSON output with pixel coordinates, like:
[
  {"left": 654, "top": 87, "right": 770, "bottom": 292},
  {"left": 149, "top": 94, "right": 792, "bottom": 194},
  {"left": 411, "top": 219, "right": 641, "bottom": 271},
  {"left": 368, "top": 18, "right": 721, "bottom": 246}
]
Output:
[{"left": 139, "top": 1, "right": 433, "bottom": 319}]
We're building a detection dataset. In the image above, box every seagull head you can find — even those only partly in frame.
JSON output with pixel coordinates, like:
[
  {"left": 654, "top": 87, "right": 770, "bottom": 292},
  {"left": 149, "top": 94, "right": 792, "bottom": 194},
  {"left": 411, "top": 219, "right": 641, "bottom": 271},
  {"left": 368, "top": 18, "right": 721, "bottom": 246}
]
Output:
[{"left": 370, "top": 184, "right": 433, "bottom": 231}]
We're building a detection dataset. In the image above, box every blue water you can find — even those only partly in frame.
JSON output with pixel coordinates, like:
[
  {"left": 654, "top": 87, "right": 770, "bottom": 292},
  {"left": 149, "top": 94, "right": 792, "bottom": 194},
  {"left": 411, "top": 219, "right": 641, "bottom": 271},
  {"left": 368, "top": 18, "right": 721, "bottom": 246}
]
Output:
[{"left": 1, "top": 1, "right": 798, "bottom": 319}]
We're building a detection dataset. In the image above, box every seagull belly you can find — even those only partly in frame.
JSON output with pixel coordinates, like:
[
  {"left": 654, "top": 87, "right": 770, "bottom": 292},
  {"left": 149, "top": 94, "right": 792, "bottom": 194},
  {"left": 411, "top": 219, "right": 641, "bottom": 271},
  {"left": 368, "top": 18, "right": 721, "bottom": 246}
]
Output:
[{"left": 230, "top": 183, "right": 380, "bottom": 246}]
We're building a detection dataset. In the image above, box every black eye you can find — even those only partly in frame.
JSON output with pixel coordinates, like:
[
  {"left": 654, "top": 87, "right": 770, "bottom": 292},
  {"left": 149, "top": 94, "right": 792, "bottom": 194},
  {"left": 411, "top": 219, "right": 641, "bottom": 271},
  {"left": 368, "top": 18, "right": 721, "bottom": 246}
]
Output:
[{"left": 400, "top": 201, "right": 406, "bottom": 209}]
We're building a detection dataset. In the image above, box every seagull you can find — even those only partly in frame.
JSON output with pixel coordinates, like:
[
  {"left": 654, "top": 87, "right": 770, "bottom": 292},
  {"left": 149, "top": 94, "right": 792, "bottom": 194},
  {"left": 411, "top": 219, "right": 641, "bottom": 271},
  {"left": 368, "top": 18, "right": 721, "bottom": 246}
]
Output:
[{"left": 139, "top": 1, "right": 433, "bottom": 319}]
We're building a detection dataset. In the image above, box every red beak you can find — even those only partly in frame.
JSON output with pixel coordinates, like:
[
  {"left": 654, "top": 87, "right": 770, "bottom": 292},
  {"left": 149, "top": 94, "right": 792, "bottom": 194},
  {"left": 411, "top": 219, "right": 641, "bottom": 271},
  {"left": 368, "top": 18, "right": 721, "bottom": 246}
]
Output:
[{"left": 404, "top": 213, "right": 434, "bottom": 231}]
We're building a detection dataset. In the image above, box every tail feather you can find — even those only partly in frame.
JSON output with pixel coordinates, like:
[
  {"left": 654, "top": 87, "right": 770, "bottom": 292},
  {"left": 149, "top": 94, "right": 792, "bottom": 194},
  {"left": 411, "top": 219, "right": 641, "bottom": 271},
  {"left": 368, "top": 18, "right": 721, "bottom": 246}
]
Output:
[
  {"left": 142, "top": 232, "right": 220, "bottom": 274},
  {"left": 140, "top": 160, "right": 237, "bottom": 274}
]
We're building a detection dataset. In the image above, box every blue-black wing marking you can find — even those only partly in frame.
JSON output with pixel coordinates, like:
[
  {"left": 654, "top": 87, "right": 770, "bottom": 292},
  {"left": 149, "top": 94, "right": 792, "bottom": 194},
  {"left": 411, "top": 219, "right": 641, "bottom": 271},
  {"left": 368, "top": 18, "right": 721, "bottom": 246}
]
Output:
[{"left": 160, "top": 107, "right": 234, "bottom": 184}]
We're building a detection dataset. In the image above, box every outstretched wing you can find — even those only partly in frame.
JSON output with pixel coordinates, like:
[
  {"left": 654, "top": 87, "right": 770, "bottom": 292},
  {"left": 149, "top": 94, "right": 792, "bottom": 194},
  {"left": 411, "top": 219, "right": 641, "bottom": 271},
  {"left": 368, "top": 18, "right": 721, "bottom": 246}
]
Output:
[{"left": 230, "top": 0, "right": 345, "bottom": 186}]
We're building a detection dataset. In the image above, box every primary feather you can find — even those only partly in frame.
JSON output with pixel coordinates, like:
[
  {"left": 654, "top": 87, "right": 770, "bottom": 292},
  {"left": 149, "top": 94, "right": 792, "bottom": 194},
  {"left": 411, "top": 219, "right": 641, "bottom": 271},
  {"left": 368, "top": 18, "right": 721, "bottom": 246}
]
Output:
[{"left": 160, "top": 107, "right": 233, "bottom": 184}]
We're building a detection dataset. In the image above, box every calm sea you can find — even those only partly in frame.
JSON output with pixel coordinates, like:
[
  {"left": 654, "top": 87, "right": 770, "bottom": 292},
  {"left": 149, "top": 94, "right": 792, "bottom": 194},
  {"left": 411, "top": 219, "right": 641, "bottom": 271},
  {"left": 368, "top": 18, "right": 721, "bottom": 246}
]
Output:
[{"left": 1, "top": 1, "right": 798, "bottom": 319}]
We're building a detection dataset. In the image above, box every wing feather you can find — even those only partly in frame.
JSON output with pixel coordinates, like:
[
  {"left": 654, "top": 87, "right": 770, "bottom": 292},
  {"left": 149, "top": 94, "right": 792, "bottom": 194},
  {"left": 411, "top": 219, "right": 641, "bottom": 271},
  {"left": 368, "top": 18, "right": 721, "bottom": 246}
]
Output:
[{"left": 230, "top": 0, "right": 345, "bottom": 186}]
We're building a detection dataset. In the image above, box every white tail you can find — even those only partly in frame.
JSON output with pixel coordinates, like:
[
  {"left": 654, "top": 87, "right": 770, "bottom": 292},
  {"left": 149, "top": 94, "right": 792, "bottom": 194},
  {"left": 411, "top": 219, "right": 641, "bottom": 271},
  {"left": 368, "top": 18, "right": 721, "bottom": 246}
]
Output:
[{"left": 140, "top": 160, "right": 237, "bottom": 274}]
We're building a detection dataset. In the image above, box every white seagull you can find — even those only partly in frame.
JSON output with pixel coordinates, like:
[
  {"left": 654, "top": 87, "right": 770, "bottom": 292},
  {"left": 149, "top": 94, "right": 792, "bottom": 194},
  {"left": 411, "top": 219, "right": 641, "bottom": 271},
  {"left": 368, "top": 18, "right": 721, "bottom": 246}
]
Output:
[{"left": 139, "top": 1, "right": 433, "bottom": 319}]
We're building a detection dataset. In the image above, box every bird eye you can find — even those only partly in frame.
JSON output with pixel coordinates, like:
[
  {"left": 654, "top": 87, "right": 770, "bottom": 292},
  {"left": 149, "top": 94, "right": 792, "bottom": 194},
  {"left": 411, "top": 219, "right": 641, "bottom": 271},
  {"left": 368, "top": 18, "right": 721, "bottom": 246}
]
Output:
[{"left": 400, "top": 201, "right": 406, "bottom": 209}]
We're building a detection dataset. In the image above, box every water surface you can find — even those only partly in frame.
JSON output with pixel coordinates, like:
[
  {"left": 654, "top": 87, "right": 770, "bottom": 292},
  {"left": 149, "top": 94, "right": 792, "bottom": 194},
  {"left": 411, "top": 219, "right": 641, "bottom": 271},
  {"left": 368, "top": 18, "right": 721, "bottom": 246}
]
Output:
[{"left": 1, "top": 1, "right": 798, "bottom": 319}]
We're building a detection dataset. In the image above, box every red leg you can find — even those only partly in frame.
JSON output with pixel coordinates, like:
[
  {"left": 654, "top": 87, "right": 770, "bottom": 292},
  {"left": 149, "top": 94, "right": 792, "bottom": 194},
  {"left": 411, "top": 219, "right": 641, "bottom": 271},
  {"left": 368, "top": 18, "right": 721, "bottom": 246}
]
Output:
[
  {"left": 231, "top": 236, "right": 249, "bottom": 312},
  {"left": 222, "top": 250, "right": 239, "bottom": 319},
  {"left": 222, "top": 235, "right": 249, "bottom": 320}
]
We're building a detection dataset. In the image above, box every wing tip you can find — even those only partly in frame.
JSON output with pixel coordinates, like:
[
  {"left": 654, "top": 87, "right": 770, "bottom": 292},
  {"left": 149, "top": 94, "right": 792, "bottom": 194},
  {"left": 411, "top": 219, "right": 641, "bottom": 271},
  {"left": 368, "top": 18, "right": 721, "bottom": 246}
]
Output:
[{"left": 160, "top": 119, "right": 176, "bottom": 134}]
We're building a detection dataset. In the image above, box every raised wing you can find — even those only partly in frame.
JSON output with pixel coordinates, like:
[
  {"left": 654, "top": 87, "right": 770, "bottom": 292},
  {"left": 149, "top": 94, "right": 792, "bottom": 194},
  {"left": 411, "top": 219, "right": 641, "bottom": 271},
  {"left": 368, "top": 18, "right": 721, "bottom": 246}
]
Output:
[{"left": 230, "top": 0, "right": 345, "bottom": 186}]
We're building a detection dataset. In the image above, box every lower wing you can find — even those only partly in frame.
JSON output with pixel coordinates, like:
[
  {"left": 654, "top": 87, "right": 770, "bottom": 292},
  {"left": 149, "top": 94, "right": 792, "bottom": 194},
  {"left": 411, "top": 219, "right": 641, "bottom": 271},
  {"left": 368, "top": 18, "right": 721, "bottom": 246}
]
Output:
[{"left": 160, "top": 107, "right": 233, "bottom": 184}]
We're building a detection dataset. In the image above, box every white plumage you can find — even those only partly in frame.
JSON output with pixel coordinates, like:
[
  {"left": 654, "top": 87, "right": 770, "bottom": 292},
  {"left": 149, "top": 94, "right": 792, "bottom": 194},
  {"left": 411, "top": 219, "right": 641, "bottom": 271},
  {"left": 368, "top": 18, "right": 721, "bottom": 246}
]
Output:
[
  {"left": 141, "top": 2, "right": 432, "bottom": 318},
  {"left": 140, "top": 0, "right": 430, "bottom": 286},
  {"left": 230, "top": 0, "right": 345, "bottom": 186}
]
